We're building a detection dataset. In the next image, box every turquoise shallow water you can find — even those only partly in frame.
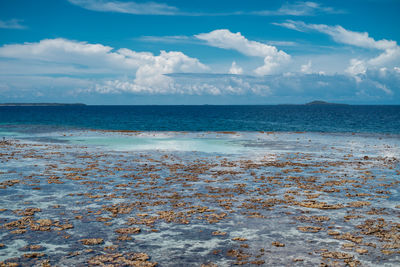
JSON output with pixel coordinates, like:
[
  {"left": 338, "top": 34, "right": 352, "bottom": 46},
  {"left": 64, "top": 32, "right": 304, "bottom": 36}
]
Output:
[{"left": 65, "top": 135, "right": 244, "bottom": 154}]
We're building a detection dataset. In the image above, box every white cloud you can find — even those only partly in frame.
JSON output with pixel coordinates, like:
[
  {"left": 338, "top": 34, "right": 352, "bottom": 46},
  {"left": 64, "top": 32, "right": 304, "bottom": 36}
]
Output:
[
  {"left": 229, "top": 61, "right": 243, "bottom": 75},
  {"left": 68, "top": 0, "right": 340, "bottom": 17},
  {"left": 1, "top": 68, "right": 399, "bottom": 103},
  {"left": 0, "top": 38, "right": 207, "bottom": 73},
  {"left": 253, "top": 56, "right": 288, "bottom": 76},
  {"left": 300, "top": 60, "right": 312, "bottom": 74},
  {"left": 346, "top": 59, "right": 366, "bottom": 76},
  {"left": 195, "top": 29, "right": 290, "bottom": 75},
  {"left": 274, "top": 20, "right": 397, "bottom": 50},
  {"left": 196, "top": 29, "right": 284, "bottom": 58},
  {"left": 94, "top": 73, "right": 271, "bottom": 95},
  {"left": 68, "top": 0, "right": 178, "bottom": 15},
  {"left": 124, "top": 50, "right": 208, "bottom": 93},
  {"left": 91, "top": 68, "right": 400, "bottom": 100},
  {"left": 255, "top": 1, "right": 341, "bottom": 16},
  {"left": 373, "top": 82, "right": 392, "bottom": 95},
  {"left": 274, "top": 20, "right": 400, "bottom": 75},
  {"left": 0, "top": 39, "right": 120, "bottom": 66},
  {"left": 165, "top": 73, "right": 271, "bottom": 95},
  {"left": 0, "top": 36, "right": 398, "bottom": 102},
  {"left": 0, "top": 38, "right": 208, "bottom": 94},
  {"left": 0, "top": 19, "right": 26, "bottom": 29},
  {"left": 164, "top": 70, "right": 399, "bottom": 100}
]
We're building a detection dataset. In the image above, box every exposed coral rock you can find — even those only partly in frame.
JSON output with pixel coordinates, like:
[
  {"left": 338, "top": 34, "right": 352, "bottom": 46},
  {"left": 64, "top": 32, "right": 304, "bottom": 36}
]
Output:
[
  {"left": 321, "top": 251, "right": 353, "bottom": 259},
  {"left": 212, "top": 231, "right": 227, "bottom": 236},
  {"left": 347, "top": 201, "right": 371, "bottom": 207},
  {"left": 297, "top": 226, "right": 323, "bottom": 233},
  {"left": 232, "top": 237, "right": 248, "bottom": 241},
  {"left": 36, "top": 219, "right": 52, "bottom": 227},
  {"left": 24, "top": 252, "right": 45, "bottom": 258},
  {"left": 88, "top": 252, "right": 157, "bottom": 266},
  {"left": 115, "top": 227, "right": 141, "bottom": 234},
  {"left": 356, "top": 248, "right": 368, "bottom": 254},
  {"left": 80, "top": 238, "right": 104, "bottom": 245},
  {"left": 271, "top": 241, "right": 285, "bottom": 247}
]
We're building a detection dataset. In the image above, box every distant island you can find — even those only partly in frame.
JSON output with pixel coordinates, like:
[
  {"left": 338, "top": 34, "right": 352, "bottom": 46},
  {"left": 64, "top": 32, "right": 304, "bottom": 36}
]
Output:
[
  {"left": 0, "top": 103, "right": 86, "bottom": 106},
  {"left": 305, "top": 100, "right": 348, "bottom": 106},
  {"left": 279, "top": 100, "right": 348, "bottom": 106}
]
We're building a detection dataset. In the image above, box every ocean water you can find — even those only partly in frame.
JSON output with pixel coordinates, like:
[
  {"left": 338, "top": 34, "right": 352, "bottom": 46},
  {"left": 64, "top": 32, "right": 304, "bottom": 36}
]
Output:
[{"left": 0, "top": 105, "right": 400, "bottom": 133}]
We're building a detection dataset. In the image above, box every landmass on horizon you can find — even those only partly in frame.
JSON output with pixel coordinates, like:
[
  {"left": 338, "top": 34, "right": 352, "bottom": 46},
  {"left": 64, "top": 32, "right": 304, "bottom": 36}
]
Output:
[
  {"left": 0, "top": 101, "right": 350, "bottom": 106},
  {"left": 279, "top": 100, "right": 349, "bottom": 106},
  {"left": 0, "top": 103, "right": 86, "bottom": 106},
  {"left": 305, "top": 100, "right": 349, "bottom": 106}
]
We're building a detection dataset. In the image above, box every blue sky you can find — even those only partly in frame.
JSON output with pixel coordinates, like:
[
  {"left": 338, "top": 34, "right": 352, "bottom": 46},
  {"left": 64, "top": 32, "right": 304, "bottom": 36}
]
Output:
[{"left": 0, "top": 0, "right": 399, "bottom": 104}]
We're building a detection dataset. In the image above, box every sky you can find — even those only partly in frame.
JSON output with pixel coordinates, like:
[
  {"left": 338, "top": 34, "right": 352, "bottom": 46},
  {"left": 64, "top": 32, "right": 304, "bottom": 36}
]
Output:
[{"left": 0, "top": 0, "right": 399, "bottom": 104}]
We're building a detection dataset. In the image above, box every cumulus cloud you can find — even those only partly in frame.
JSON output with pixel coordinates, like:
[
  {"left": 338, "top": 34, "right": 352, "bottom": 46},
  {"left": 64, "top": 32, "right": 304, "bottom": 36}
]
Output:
[
  {"left": 229, "top": 61, "right": 243, "bottom": 75},
  {"left": 196, "top": 29, "right": 285, "bottom": 58},
  {"left": 167, "top": 73, "right": 271, "bottom": 95},
  {"left": 0, "top": 38, "right": 208, "bottom": 94},
  {"left": 68, "top": 0, "right": 178, "bottom": 15},
  {"left": 195, "top": 29, "right": 290, "bottom": 75},
  {"left": 346, "top": 59, "right": 367, "bottom": 76},
  {"left": 1, "top": 67, "right": 399, "bottom": 103},
  {"left": 274, "top": 20, "right": 400, "bottom": 75},
  {"left": 255, "top": 1, "right": 341, "bottom": 16},
  {"left": 0, "top": 38, "right": 125, "bottom": 69},
  {"left": 120, "top": 49, "right": 208, "bottom": 92},
  {"left": 91, "top": 73, "right": 271, "bottom": 96},
  {"left": 89, "top": 68, "right": 400, "bottom": 103},
  {"left": 0, "top": 19, "right": 26, "bottom": 29},
  {"left": 164, "top": 70, "right": 399, "bottom": 101},
  {"left": 300, "top": 60, "right": 312, "bottom": 74},
  {"left": 0, "top": 38, "right": 207, "bottom": 72},
  {"left": 0, "top": 35, "right": 398, "bottom": 103}
]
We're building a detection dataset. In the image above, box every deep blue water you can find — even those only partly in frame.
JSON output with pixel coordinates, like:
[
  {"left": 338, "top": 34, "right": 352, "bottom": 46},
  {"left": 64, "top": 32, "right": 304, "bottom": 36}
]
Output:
[{"left": 0, "top": 105, "right": 400, "bottom": 133}]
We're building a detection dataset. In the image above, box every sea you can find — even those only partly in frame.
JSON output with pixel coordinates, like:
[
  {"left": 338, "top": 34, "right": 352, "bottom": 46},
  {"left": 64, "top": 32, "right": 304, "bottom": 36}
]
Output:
[
  {"left": 0, "top": 105, "right": 399, "bottom": 266},
  {"left": 0, "top": 105, "right": 400, "bottom": 133}
]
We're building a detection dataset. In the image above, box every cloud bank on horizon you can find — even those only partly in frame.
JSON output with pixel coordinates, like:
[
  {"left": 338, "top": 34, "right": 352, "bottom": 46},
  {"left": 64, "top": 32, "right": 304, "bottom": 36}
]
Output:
[{"left": 0, "top": 0, "right": 399, "bottom": 104}]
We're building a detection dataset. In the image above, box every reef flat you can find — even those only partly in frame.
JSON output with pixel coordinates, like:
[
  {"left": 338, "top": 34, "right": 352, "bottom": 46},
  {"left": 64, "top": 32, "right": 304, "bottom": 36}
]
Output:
[{"left": 0, "top": 130, "right": 399, "bottom": 266}]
